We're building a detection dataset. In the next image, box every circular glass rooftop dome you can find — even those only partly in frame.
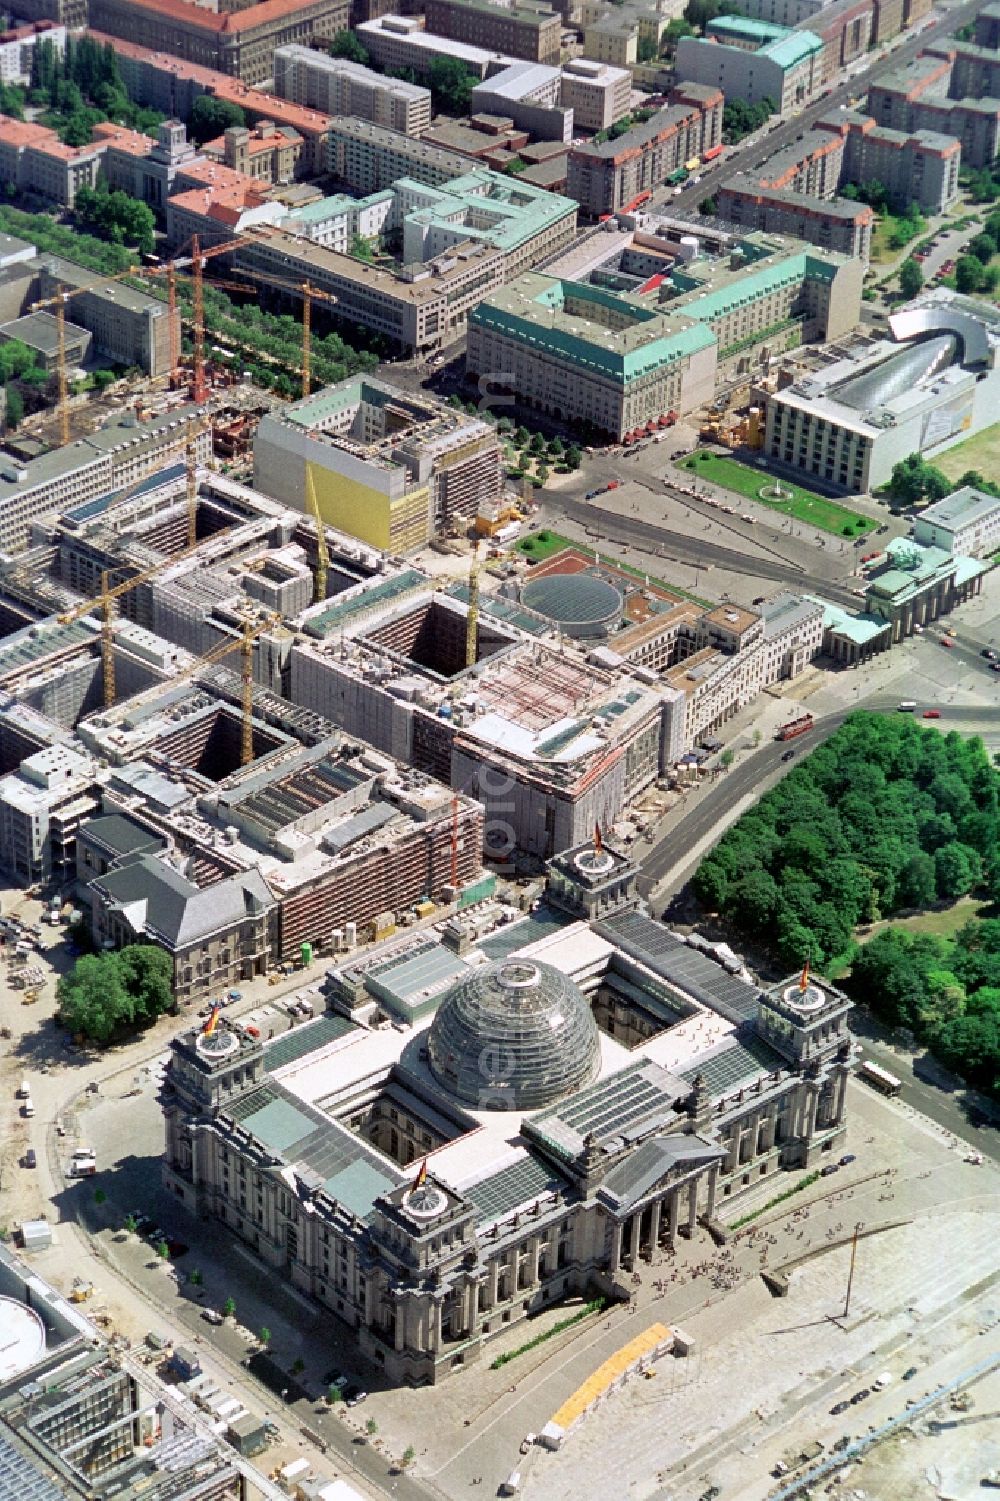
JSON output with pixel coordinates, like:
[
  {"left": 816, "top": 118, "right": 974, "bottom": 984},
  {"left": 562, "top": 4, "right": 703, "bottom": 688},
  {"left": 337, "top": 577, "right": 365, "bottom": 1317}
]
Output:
[
  {"left": 520, "top": 572, "right": 623, "bottom": 639},
  {"left": 426, "top": 959, "right": 601, "bottom": 1111}
]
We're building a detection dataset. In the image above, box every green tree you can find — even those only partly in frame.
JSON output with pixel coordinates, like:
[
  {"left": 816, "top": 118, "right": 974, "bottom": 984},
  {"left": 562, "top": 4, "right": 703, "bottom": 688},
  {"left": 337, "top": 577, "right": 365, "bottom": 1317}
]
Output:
[
  {"left": 3, "top": 383, "right": 24, "bottom": 432},
  {"left": 189, "top": 94, "right": 245, "bottom": 143},
  {"left": 259, "top": 1326, "right": 271, "bottom": 1347},
  {"left": 401, "top": 1446, "right": 416, "bottom": 1468},
  {"left": 637, "top": 36, "right": 658, "bottom": 62},
  {"left": 662, "top": 17, "right": 695, "bottom": 53},
  {"left": 955, "top": 255, "right": 984, "bottom": 293},
  {"left": 222, "top": 1296, "right": 236, "bottom": 1319},
  {"left": 886, "top": 452, "right": 951, "bottom": 506},
  {"left": 328, "top": 30, "right": 370, "bottom": 65},
  {"left": 427, "top": 56, "right": 474, "bottom": 115},
  {"left": 117, "top": 945, "right": 175, "bottom": 1024},
  {"left": 968, "top": 233, "right": 996, "bottom": 265},
  {"left": 898, "top": 257, "right": 923, "bottom": 298},
  {"left": 514, "top": 426, "right": 530, "bottom": 447},
  {"left": 546, "top": 435, "right": 564, "bottom": 458},
  {"left": 292, "top": 1358, "right": 305, "bottom": 1375},
  {"left": 935, "top": 841, "right": 977, "bottom": 899},
  {"left": 897, "top": 851, "right": 937, "bottom": 909},
  {"left": 123, "top": 1214, "right": 139, "bottom": 1235},
  {"left": 188, "top": 1268, "right": 204, "bottom": 1285},
  {"left": 528, "top": 431, "right": 546, "bottom": 454},
  {"left": 57, "top": 954, "right": 131, "bottom": 1043},
  {"left": 94, "top": 1188, "right": 106, "bottom": 1205},
  {"left": 565, "top": 444, "right": 582, "bottom": 469},
  {"left": 350, "top": 233, "right": 374, "bottom": 262},
  {"left": 366, "top": 1417, "right": 379, "bottom": 1436},
  {"left": 156, "top": 1240, "right": 170, "bottom": 1260}
]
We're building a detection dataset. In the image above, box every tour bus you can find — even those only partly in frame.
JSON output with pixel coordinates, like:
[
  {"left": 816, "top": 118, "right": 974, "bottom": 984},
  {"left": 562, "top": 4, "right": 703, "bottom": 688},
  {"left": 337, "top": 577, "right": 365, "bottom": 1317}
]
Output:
[
  {"left": 898, "top": 700, "right": 917, "bottom": 712},
  {"left": 857, "top": 1059, "right": 902, "bottom": 1096}
]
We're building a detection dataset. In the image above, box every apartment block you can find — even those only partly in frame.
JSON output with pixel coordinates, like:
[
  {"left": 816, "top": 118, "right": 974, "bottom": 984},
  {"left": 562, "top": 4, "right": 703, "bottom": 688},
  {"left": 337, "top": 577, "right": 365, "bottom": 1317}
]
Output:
[
  {"left": 0, "top": 20, "right": 65, "bottom": 86},
  {"left": 424, "top": 0, "right": 562, "bottom": 64},
  {"left": 327, "top": 118, "right": 470, "bottom": 193},
  {"left": 272, "top": 42, "right": 431, "bottom": 135},
  {"left": 717, "top": 177, "right": 874, "bottom": 261},
  {"left": 89, "top": 31, "right": 333, "bottom": 175},
  {"left": 559, "top": 58, "right": 633, "bottom": 133},
  {"left": 867, "top": 55, "right": 1000, "bottom": 168},
  {"left": 357, "top": 16, "right": 515, "bottom": 82},
  {"left": 88, "top": 0, "right": 350, "bottom": 86},
  {"left": 253, "top": 377, "right": 504, "bottom": 550},
  {"left": 567, "top": 84, "right": 723, "bottom": 217},
  {"left": 833, "top": 114, "right": 960, "bottom": 214},
  {"left": 795, "top": 0, "right": 871, "bottom": 83},
  {"left": 675, "top": 15, "right": 823, "bottom": 112}
]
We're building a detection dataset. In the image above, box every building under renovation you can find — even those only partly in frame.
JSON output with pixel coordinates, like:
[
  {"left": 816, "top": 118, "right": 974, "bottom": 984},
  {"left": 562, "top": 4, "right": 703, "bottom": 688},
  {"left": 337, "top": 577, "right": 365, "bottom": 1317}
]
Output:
[
  {"left": 162, "top": 841, "right": 853, "bottom": 1386},
  {"left": 253, "top": 378, "right": 505, "bottom": 553},
  {"left": 0, "top": 1245, "right": 239, "bottom": 1501}
]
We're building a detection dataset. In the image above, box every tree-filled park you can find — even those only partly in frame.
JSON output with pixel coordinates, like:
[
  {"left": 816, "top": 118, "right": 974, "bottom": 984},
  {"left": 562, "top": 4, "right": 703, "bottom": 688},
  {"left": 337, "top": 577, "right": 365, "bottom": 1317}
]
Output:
[{"left": 693, "top": 713, "right": 1000, "bottom": 1095}]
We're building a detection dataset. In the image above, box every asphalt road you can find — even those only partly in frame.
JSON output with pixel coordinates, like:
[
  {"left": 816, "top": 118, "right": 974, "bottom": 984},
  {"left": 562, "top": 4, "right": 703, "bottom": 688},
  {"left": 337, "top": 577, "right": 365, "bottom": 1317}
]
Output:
[
  {"left": 638, "top": 693, "right": 1000, "bottom": 902},
  {"left": 663, "top": 0, "right": 986, "bottom": 220}
]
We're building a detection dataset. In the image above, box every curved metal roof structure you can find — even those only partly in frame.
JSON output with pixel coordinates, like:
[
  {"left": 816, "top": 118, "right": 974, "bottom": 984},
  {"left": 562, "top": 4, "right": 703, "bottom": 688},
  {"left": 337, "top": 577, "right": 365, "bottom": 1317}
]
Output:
[
  {"left": 832, "top": 333, "right": 958, "bottom": 412},
  {"left": 889, "top": 303, "right": 992, "bottom": 369},
  {"left": 426, "top": 958, "right": 602, "bottom": 1111}
]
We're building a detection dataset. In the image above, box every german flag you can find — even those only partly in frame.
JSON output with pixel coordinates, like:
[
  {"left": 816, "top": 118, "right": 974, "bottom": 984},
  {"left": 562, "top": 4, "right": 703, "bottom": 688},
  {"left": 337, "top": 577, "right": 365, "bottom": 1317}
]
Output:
[
  {"left": 594, "top": 821, "right": 603, "bottom": 856},
  {"left": 799, "top": 959, "right": 811, "bottom": 993},
  {"left": 202, "top": 1003, "right": 222, "bottom": 1037},
  {"left": 414, "top": 1157, "right": 428, "bottom": 1189}
]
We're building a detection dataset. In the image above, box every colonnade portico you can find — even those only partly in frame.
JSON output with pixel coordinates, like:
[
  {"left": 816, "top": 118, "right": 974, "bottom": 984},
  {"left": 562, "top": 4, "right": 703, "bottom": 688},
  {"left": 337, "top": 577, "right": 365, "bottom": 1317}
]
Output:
[{"left": 606, "top": 1160, "right": 722, "bottom": 1273}]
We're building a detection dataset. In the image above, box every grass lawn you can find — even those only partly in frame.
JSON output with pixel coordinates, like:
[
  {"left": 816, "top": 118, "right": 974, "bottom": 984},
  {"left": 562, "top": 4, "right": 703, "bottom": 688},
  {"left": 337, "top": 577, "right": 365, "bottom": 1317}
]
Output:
[
  {"left": 681, "top": 452, "right": 874, "bottom": 536},
  {"left": 933, "top": 421, "right": 1000, "bottom": 483},
  {"left": 515, "top": 529, "right": 577, "bottom": 561},
  {"left": 825, "top": 897, "right": 989, "bottom": 979},
  {"left": 514, "top": 530, "right": 713, "bottom": 607}
]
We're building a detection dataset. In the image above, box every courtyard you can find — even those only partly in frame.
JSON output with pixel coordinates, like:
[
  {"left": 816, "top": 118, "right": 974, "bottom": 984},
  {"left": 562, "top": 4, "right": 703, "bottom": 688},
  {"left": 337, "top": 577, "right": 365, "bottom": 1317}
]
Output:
[{"left": 681, "top": 452, "right": 875, "bottom": 536}]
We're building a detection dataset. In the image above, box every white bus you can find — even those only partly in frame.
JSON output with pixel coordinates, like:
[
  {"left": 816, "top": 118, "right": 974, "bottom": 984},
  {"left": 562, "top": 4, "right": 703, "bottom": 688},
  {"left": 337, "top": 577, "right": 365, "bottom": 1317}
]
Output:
[
  {"left": 898, "top": 701, "right": 916, "bottom": 712},
  {"left": 858, "top": 1059, "right": 902, "bottom": 1096}
]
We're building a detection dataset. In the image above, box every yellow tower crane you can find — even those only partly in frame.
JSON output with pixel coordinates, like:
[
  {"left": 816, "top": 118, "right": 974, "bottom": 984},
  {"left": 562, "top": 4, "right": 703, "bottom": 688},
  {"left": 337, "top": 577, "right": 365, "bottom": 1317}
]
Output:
[
  {"left": 466, "top": 545, "right": 480, "bottom": 669},
  {"left": 305, "top": 465, "right": 329, "bottom": 605}
]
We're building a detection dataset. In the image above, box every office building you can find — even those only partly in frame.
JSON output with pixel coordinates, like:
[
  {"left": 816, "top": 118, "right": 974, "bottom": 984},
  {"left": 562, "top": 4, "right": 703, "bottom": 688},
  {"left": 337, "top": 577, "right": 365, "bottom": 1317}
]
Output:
[
  {"left": 424, "top": 0, "right": 562, "bottom": 64},
  {"left": 273, "top": 42, "right": 432, "bottom": 135},
  {"left": 88, "top": 0, "right": 350, "bottom": 87},
  {"left": 162, "top": 848, "right": 853, "bottom": 1384},
  {"left": 559, "top": 58, "right": 633, "bottom": 133},
  {"left": 567, "top": 84, "right": 723, "bottom": 217},
  {"left": 253, "top": 377, "right": 505, "bottom": 551},
  {"left": 0, "top": 402, "right": 211, "bottom": 555},
  {"left": 470, "top": 61, "right": 571, "bottom": 142},
  {"left": 913, "top": 485, "right": 1000, "bottom": 558},
  {"left": 762, "top": 292, "right": 1000, "bottom": 492},
  {"left": 0, "top": 116, "right": 103, "bottom": 208},
  {"left": 233, "top": 226, "right": 504, "bottom": 353},
  {"left": 0, "top": 743, "right": 97, "bottom": 885},
  {"left": 0, "top": 1244, "right": 240, "bottom": 1501},
  {"left": 357, "top": 15, "right": 516, "bottom": 81},
  {"left": 468, "top": 233, "right": 862, "bottom": 440},
  {"left": 201, "top": 119, "right": 303, "bottom": 184},
  {"left": 675, "top": 15, "right": 823, "bottom": 112}
]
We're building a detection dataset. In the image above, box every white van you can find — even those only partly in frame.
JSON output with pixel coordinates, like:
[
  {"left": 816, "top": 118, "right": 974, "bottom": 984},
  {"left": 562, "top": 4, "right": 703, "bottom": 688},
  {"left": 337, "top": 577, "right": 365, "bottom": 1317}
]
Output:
[
  {"left": 22, "top": 1096, "right": 35, "bottom": 1117},
  {"left": 17, "top": 1078, "right": 29, "bottom": 1099}
]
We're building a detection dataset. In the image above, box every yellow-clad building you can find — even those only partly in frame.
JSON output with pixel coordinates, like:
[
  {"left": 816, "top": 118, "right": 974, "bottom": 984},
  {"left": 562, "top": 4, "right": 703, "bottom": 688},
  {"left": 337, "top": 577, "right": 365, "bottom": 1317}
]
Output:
[{"left": 253, "top": 377, "right": 504, "bottom": 554}]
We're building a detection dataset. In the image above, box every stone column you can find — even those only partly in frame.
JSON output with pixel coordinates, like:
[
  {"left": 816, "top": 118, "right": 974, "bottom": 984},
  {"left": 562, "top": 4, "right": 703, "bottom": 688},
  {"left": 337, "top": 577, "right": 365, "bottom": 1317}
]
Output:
[
  {"left": 394, "top": 1298, "right": 405, "bottom": 1352},
  {"left": 530, "top": 1236, "right": 541, "bottom": 1287},
  {"left": 687, "top": 1178, "right": 698, "bottom": 1234},
  {"left": 649, "top": 1198, "right": 661, "bottom": 1249},
  {"left": 489, "top": 1259, "right": 499, "bottom": 1309},
  {"left": 609, "top": 1221, "right": 623, "bottom": 1273},
  {"left": 667, "top": 1191, "right": 680, "bottom": 1244},
  {"left": 835, "top": 1067, "right": 849, "bottom": 1124},
  {"left": 631, "top": 1209, "right": 643, "bottom": 1260},
  {"left": 431, "top": 1300, "right": 442, "bottom": 1353},
  {"left": 706, "top": 1163, "right": 719, "bottom": 1222}
]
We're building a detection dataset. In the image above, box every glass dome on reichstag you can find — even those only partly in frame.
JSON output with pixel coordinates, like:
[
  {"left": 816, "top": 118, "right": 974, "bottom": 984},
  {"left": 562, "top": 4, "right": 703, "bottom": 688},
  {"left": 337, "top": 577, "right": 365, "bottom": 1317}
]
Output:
[{"left": 426, "top": 959, "right": 601, "bottom": 1112}]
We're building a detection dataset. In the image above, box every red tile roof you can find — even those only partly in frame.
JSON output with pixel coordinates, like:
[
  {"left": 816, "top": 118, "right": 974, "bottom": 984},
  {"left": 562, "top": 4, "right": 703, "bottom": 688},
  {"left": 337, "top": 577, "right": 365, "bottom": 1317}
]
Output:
[{"left": 93, "top": 0, "right": 336, "bottom": 36}]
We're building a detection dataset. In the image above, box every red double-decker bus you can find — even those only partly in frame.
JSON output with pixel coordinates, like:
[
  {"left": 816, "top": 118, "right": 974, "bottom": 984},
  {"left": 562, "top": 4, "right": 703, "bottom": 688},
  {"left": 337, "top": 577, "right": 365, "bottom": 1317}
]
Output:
[{"left": 775, "top": 713, "right": 814, "bottom": 742}]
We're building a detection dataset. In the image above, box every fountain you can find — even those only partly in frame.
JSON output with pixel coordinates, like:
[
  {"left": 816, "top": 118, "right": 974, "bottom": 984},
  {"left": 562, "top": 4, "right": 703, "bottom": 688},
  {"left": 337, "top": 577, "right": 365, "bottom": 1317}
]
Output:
[{"left": 759, "top": 478, "right": 793, "bottom": 503}]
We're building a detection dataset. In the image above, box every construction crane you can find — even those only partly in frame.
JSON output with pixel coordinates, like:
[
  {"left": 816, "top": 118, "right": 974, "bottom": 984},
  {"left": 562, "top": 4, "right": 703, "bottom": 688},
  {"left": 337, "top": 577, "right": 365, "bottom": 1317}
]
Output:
[
  {"left": 216, "top": 264, "right": 338, "bottom": 398},
  {"left": 305, "top": 465, "right": 328, "bottom": 605},
  {"left": 466, "top": 545, "right": 480, "bottom": 669},
  {"left": 179, "top": 611, "right": 280, "bottom": 766}
]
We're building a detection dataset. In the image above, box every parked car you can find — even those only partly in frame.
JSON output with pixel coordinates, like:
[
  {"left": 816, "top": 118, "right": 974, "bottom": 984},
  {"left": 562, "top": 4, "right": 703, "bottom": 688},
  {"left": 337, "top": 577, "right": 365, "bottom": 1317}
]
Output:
[
  {"left": 343, "top": 1384, "right": 368, "bottom": 1407},
  {"left": 830, "top": 1400, "right": 850, "bottom": 1415},
  {"left": 902, "top": 1366, "right": 919, "bottom": 1381},
  {"left": 922, "top": 709, "right": 941, "bottom": 719},
  {"left": 820, "top": 1163, "right": 839, "bottom": 1176},
  {"left": 781, "top": 749, "right": 796, "bottom": 762},
  {"left": 941, "top": 637, "right": 954, "bottom": 648},
  {"left": 201, "top": 1308, "right": 224, "bottom": 1325},
  {"left": 24, "top": 1148, "right": 37, "bottom": 1168},
  {"left": 982, "top": 648, "right": 997, "bottom": 661},
  {"left": 839, "top": 1154, "right": 857, "bottom": 1166}
]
